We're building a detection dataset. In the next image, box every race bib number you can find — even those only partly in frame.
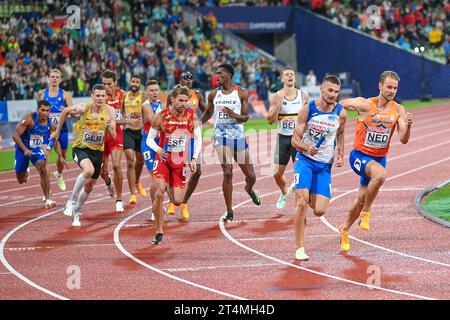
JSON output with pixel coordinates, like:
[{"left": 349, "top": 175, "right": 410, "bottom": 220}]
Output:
[
  {"left": 143, "top": 151, "right": 151, "bottom": 161},
  {"left": 152, "top": 160, "right": 159, "bottom": 171},
  {"left": 167, "top": 134, "right": 187, "bottom": 152},
  {"left": 294, "top": 173, "right": 300, "bottom": 185},
  {"left": 49, "top": 113, "right": 61, "bottom": 126},
  {"left": 217, "top": 107, "right": 236, "bottom": 123},
  {"left": 279, "top": 118, "right": 296, "bottom": 134},
  {"left": 82, "top": 128, "right": 104, "bottom": 145},
  {"left": 30, "top": 134, "right": 43, "bottom": 148},
  {"left": 364, "top": 126, "right": 391, "bottom": 149},
  {"left": 307, "top": 127, "right": 323, "bottom": 142}
]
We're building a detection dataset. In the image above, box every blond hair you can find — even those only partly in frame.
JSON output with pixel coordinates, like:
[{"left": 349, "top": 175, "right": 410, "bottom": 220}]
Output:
[
  {"left": 170, "top": 84, "right": 191, "bottom": 99},
  {"left": 379, "top": 71, "right": 400, "bottom": 84}
]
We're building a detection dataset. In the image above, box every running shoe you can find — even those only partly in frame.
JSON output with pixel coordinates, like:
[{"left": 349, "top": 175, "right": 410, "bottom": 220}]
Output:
[
  {"left": 45, "top": 198, "right": 56, "bottom": 209},
  {"left": 53, "top": 172, "right": 66, "bottom": 191},
  {"left": 276, "top": 193, "right": 287, "bottom": 210},
  {"left": 245, "top": 186, "right": 262, "bottom": 206},
  {"left": 72, "top": 208, "right": 81, "bottom": 227},
  {"left": 42, "top": 190, "right": 52, "bottom": 202},
  {"left": 116, "top": 200, "right": 125, "bottom": 213},
  {"left": 340, "top": 228, "right": 350, "bottom": 252},
  {"left": 150, "top": 211, "right": 155, "bottom": 221},
  {"left": 359, "top": 211, "right": 370, "bottom": 230},
  {"left": 129, "top": 194, "right": 137, "bottom": 205},
  {"left": 64, "top": 199, "right": 75, "bottom": 217},
  {"left": 223, "top": 212, "right": 234, "bottom": 222},
  {"left": 136, "top": 182, "right": 147, "bottom": 197},
  {"left": 295, "top": 247, "right": 309, "bottom": 261},
  {"left": 167, "top": 202, "right": 176, "bottom": 215},
  {"left": 180, "top": 203, "right": 190, "bottom": 220},
  {"left": 105, "top": 183, "right": 114, "bottom": 198},
  {"left": 151, "top": 233, "right": 163, "bottom": 245}
]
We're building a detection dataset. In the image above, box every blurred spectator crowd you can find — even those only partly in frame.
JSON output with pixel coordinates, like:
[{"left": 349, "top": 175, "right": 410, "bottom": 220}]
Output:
[{"left": 0, "top": 0, "right": 275, "bottom": 100}]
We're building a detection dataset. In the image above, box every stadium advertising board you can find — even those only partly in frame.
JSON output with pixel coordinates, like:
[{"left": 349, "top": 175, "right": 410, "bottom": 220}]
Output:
[{"left": 196, "top": 7, "right": 294, "bottom": 33}]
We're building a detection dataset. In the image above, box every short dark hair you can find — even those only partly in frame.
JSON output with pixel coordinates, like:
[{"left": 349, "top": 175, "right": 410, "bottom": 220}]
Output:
[
  {"left": 146, "top": 79, "right": 159, "bottom": 87},
  {"left": 322, "top": 75, "right": 341, "bottom": 86},
  {"left": 131, "top": 74, "right": 142, "bottom": 82},
  {"left": 38, "top": 100, "right": 50, "bottom": 108},
  {"left": 218, "top": 64, "right": 234, "bottom": 77},
  {"left": 379, "top": 71, "right": 400, "bottom": 84},
  {"left": 102, "top": 70, "right": 117, "bottom": 82},
  {"left": 92, "top": 84, "right": 106, "bottom": 92}
]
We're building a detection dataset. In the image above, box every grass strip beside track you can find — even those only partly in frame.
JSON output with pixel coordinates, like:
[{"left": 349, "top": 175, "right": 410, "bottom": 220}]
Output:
[{"left": 424, "top": 183, "right": 450, "bottom": 222}]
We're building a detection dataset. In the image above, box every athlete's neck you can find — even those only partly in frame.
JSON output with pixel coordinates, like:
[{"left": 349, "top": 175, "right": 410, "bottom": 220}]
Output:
[
  {"left": 170, "top": 107, "right": 184, "bottom": 119},
  {"left": 92, "top": 103, "right": 103, "bottom": 113},
  {"left": 283, "top": 86, "right": 297, "bottom": 97},
  {"left": 377, "top": 94, "right": 391, "bottom": 109},
  {"left": 318, "top": 97, "right": 335, "bottom": 112},
  {"left": 129, "top": 90, "right": 140, "bottom": 99},
  {"left": 150, "top": 98, "right": 158, "bottom": 105},
  {"left": 49, "top": 85, "right": 59, "bottom": 96},
  {"left": 221, "top": 81, "right": 234, "bottom": 93},
  {"left": 108, "top": 88, "right": 117, "bottom": 99}
]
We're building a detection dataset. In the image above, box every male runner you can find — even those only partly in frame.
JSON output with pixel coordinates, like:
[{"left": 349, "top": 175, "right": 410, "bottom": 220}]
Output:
[
  {"left": 100, "top": 70, "right": 126, "bottom": 212},
  {"left": 201, "top": 64, "right": 261, "bottom": 222},
  {"left": 266, "top": 68, "right": 309, "bottom": 209},
  {"left": 13, "top": 100, "right": 63, "bottom": 208},
  {"left": 146, "top": 85, "right": 202, "bottom": 244},
  {"left": 166, "top": 71, "right": 206, "bottom": 220},
  {"left": 51, "top": 84, "right": 116, "bottom": 227},
  {"left": 291, "top": 75, "right": 346, "bottom": 260},
  {"left": 339, "top": 71, "right": 413, "bottom": 252},
  {"left": 123, "top": 75, "right": 146, "bottom": 205},
  {"left": 38, "top": 68, "right": 73, "bottom": 191},
  {"left": 141, "top": 79, "right": 164, "bottom": 220}
]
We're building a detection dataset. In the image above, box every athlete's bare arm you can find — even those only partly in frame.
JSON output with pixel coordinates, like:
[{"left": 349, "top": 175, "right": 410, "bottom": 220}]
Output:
[
  {"left": 106, "top": 106, "right": 117, "bottom": 140},
  {"left": 147, "top": 113, "right": 167, "bottom": 161},
  {"left": 13, "top": 114, "right": 34, "bottom": 157},
  {"left": 142, "top": 101, "right": 156, "bottom": 128},
  {"left": 291, "top": 104, "right": 318, "bottom": 156},
  {"left": 50, "top": 103, "right": 87, "bottom": 140},
  {"left": 335, "top": 108, "right": 347, "bottom": 167},
  {"left": 166, "top": 94, "right": 172, "bottom": 108},
  {"left": 200, "top": 89, "right": 217, "bottom": 124},
  {"left": 266, "top": 91, "right": 282, "bottom": 125},
  {"left": 222, "top": 88, "right": 249, "bottom": 123},
  {"left": 38, "top": 89, "right": 44, "bottom": 101},
  {"left": 63, "top": 90, "right": 74, "bottom": 107},
  {"left": 197, "top": 91, "right": 206, "bottom": 113},
  {"left": 190, "top": 114, "right": 202, "bottom": 173},
  {"left": 302, "top": 91, "right": 309, "bottom": 106},
  {"left": 339, "top": 97, "right": 371, "bottom": 120},
  {"left": 396, "top": 103, "right": 413, "bottom": 144}
]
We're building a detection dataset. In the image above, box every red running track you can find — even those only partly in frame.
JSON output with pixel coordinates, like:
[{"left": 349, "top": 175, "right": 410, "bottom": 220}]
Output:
[{"left": 0, "top": 103, "right": 449, "bottom": 300}]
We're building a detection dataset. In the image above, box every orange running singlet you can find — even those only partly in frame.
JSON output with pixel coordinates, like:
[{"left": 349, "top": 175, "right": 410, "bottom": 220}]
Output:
[
  {"left": 187, "top": 91, "right": 199, "bottom": 113},
  {"left": 353, "top": 97, "right": 399, "bottom": 157}
]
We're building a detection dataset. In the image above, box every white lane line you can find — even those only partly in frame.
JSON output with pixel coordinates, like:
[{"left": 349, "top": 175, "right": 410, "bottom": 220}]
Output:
[
  {"left": 163, "top": 263, "right": 281, "bottom": 273},
  {"left": 114, "top": 206, "right": 247, "bottom": 300},
  {"left": 320, "top": 156, "right": 450, "bottom": 268},
  {"left": 219, "top": 192, "right": 436, "bottom": 300}
]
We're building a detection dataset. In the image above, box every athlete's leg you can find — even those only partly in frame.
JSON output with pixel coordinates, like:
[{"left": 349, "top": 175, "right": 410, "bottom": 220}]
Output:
[
  {"left": 341, "top": 186, "right": 367, "bottom": 231},
  {"left": 111, "top": 149, "right": 124, "bottom": 201},
  {"left": 15, "top": 150, "right": 29, "bottom": 184},
  {"left": 362, "top": 161, "right": 387, "bottom": 212},
  {"left": 274, "top": 164, "right": 288, "bottom": 195},
  {"left": 294, "top": 189, "right": 310, "bottom": 249},
  {"left": 182, "top": 164, "right": 201, "bottom": 204},
  {"left": 216, "top": 145, "right": 234, "bottom": 214},
  {"left": 153, "top": 177, "right": 167, "bottom": 235},
  {"left": 134, "top": 151, "right": 145, "bottom": 186},
  {"left": 124, "top": 148, "right": 137, "bottom": 196},
  {"left": 234, "top": 149, "right": 259, "bottom": 205},
  {"left": 34, "top": 159, "right": 51, "bottom": 200}
]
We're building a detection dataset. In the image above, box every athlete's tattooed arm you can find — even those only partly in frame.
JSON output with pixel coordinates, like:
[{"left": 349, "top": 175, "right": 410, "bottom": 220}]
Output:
[
  {"left": 291, "top": 104, "right": 318, "bottom": 156},
  {"left": 335, "top": 108, "right": 347, "bottom": 167}
]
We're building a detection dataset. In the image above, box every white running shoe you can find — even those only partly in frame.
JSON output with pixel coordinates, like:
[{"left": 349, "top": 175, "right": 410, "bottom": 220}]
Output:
[
  {"left": 105, "top": 183, "right": 115, "bottom": 198},
  {"left": 150, "top": 211, "right": 155, "bottom": 221},
  {"left": 295, "top": 247, "right": 309, "bottom": 261},
  {"left": 64, "top": 199, "right": 75, "bottom": 217},
  {"left": 45, "top": 199, "right": 56, "bottom": 209},
  {"left": 42, "top": 190, "right": 52, "bottom": 202},
  {"left": 72, "top": 208, "right": 81, "bottom": 227},
  {"left": 115, "top": 200, "right": 125, "bottom": 213}
]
